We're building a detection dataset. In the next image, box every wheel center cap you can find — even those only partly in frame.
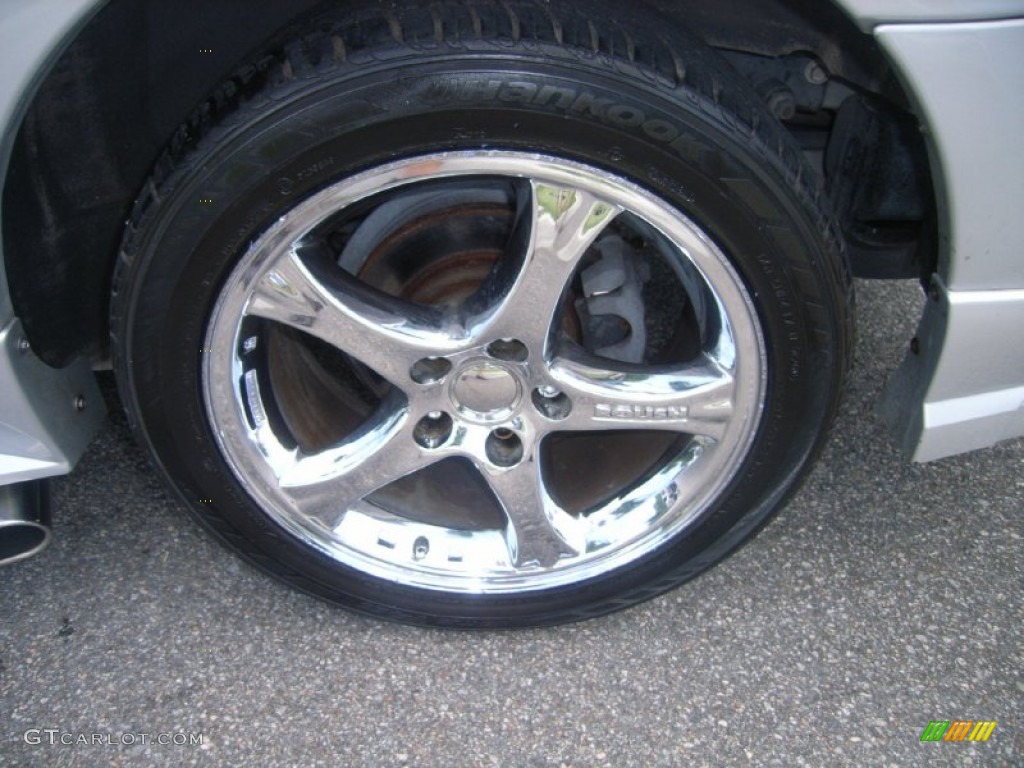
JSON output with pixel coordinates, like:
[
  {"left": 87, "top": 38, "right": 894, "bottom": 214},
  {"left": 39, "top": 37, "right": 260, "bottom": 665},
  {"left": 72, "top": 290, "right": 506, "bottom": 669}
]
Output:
[{"left": 452, "top": 362, "right": 521, "bottom": 422}]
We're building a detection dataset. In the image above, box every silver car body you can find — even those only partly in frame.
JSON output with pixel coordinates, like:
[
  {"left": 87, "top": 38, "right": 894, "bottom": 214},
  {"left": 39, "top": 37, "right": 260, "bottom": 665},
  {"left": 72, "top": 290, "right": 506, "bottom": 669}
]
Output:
[{"left": 1, "top": 0, "right": 1022, "bottom": 486}]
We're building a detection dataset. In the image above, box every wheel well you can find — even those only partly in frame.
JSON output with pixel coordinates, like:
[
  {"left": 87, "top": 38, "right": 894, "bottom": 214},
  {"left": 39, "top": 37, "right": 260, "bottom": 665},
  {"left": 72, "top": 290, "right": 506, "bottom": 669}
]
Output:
[{"left": 2, "top": 0, "right": 936, "bottom": 367}]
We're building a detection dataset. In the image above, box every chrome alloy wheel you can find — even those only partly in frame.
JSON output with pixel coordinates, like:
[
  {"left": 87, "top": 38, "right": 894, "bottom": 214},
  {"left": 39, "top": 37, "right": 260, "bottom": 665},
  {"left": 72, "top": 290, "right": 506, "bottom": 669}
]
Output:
[{"left": 203, "top": 151, "right": 766, "bottom": 594}]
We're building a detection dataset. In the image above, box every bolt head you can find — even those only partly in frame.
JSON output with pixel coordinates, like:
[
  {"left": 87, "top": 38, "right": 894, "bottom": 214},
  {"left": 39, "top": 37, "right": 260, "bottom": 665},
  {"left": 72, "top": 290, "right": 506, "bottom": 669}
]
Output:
[{"left": 804, "top": 60, "right": 828, "bottom": 85}]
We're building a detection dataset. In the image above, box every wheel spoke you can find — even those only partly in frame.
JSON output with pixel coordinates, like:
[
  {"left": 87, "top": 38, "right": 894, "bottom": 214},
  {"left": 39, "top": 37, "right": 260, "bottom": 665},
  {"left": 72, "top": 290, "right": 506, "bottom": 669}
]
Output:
[
  {"left": 473, "top": 180, "right": 621, "bottom": 351},
  {"left": 279, "top": 399, "right": 440, "bottom": 529},
  {"left": 246, "top": 246, "right": 460, "bottom": 386},
  {"left": 481, "top": 459, "right": 580, "bottom": 568},
  {"left": 548, "top": 349, "right": 737, "bottom": 440}
]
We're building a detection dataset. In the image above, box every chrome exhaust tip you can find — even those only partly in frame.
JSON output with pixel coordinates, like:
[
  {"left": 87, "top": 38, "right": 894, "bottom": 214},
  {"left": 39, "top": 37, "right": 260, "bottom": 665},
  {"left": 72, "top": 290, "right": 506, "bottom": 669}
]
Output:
[{"left": 0, "top": 480, "right": 52, "bottom": 564}]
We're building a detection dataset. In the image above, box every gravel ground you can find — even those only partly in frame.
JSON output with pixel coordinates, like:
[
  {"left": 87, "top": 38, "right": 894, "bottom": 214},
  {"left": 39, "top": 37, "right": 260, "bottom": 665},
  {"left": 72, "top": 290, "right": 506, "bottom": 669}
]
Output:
[{"left": 1, "top": 279, "right": 1021, "bottom": 767}]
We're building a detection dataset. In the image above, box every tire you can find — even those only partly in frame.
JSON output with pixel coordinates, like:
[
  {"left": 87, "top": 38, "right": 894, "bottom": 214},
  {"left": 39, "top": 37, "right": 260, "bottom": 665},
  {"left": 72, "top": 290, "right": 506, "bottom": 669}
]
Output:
[{"left": 112, "top": 0, "right": 852, "bottom": 628}]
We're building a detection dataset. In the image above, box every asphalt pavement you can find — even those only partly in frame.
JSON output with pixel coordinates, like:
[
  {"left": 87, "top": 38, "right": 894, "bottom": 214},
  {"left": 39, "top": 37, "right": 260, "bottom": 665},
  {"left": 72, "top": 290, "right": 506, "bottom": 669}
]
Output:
[{"left": 1, "top": 279, "right": 1021, "bottom": 767}]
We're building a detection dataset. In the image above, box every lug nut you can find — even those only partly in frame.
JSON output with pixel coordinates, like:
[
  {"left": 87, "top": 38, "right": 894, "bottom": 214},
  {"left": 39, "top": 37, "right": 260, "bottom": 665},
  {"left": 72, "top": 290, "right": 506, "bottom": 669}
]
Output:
[
  {"left": 411, "top": 357, "right": 452, "bottom": 385},
  {"left": 413, "top": 411, "right": 453, "bottom": 449},
  {"left": 486, "top": 338, "right": 528, "bottom": 363},
  {"left": 486, "top": 429, "right": 524, "bottom": 468},
  {"left": 532, "top": 387, "right": 572, "bottom": 421}
]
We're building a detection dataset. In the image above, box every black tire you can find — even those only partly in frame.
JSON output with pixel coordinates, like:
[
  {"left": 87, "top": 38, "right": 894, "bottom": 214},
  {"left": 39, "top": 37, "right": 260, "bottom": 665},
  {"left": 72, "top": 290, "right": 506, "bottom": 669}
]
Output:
[{"left": 112, "top": 0, "right": 853, "bottom": 628}]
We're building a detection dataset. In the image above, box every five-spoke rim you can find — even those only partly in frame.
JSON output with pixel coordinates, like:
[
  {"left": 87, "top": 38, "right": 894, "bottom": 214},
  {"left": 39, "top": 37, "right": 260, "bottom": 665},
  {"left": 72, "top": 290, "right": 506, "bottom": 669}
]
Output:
[{"left": 203, "top": 152, "right": 765, "bottom": 594}]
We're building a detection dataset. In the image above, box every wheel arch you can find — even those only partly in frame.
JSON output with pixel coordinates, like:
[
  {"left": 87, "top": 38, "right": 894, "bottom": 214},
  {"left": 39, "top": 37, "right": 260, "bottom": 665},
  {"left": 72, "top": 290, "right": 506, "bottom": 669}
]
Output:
[
  {"left": 3, "top": 0, "right": 925, "bottom": 368},
  {"left": 1, "top": 0, "right": 325, "bottom": 367}
]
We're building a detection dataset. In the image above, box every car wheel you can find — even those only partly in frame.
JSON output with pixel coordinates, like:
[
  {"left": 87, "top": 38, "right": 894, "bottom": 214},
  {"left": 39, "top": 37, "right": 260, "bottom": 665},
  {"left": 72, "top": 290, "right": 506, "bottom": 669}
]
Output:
[{"left": 111, "top": 0, "right": 852, "bottom": 627}]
